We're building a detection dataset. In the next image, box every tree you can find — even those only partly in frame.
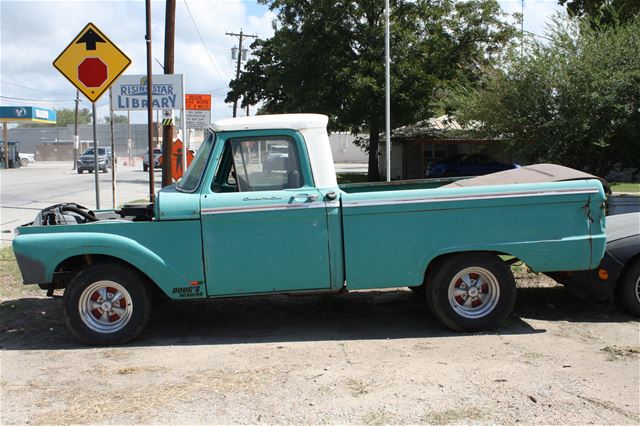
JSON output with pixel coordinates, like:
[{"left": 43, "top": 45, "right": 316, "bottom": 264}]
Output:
[
  {"left": 54, "top": 107, "right": 91, "bottom": 127},
  {"left": 104, "top": 114, "right": 129, "bottom": 124},
  {"left": 449, "top": 16, "right": 640, "bottom": 177},
  {"left": 227, "top": 0, "right": 514, "bottom": 179},
  {"left": 559, "top": 0, "right": 640, "bottom": 26},
  {"left": 17, "top": 107, "right": 92, "bottom": 128}
]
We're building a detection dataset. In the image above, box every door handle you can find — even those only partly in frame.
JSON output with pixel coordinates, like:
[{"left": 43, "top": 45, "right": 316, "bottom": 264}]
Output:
[{"left": 291, "top": 193, "right": 319, "bottom": 201}]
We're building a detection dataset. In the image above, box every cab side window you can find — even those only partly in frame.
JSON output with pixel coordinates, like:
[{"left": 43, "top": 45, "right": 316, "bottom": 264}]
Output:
[{"left": 213, "top": 136, "right": 303, "bottom": 192}]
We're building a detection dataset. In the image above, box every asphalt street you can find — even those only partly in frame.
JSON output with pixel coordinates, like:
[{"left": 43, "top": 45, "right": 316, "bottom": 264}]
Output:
[
  {"left": 0, "top": 161, "right": 162, "bottom": 245},
  {"left": 0, "top": 160, "right": 367, "bottom": 246}
]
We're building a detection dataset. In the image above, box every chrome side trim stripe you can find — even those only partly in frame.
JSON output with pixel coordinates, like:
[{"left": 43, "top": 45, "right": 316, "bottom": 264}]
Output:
[
  {"left": 202, "top": 202, "right": 327, "bottom": 215},
  {"left": 342, "top": 188, "right": 599, "bottom": 208}
]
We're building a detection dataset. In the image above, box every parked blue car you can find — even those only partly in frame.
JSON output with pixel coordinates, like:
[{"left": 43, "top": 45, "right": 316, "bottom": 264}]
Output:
[{"left": 426, "top": 154, "right": 519, "bottom": 178}]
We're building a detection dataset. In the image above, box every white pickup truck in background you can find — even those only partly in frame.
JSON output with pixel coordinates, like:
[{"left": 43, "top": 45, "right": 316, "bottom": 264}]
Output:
[{"left": 19, "top": 153, "right": 35, "bottom": 167}]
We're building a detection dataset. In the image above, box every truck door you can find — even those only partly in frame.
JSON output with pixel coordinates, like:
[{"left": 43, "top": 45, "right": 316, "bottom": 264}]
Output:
[{"left": 200, "top": 133, "right": 331, "bottom": 296}]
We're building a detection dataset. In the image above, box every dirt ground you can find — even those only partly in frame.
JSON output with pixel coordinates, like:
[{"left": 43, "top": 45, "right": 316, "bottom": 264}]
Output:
[{"left": 0, "top": 251, "right": 638, "bottom": 425}]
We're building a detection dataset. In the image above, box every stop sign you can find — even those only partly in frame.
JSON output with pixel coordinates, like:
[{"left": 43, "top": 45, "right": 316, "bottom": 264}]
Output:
[{"left": 77, "top": 58, "right": 107, "bottom": 88}]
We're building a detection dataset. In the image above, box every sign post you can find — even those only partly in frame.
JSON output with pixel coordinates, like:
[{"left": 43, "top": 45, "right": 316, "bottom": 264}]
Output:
[{"left": 53, "top": 23, "right": 131, "bottom": 209}]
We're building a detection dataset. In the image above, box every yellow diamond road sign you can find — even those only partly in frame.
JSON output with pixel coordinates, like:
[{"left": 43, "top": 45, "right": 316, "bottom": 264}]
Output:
[{"left": 53, "top": 23, "right": 131, "bottom": 103}]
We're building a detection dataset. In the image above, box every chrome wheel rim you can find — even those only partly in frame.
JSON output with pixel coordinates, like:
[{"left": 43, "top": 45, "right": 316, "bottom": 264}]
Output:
[
  {"left": 78, "top": 281, "right": 133, "bottom": 333},
  {"left": 448, "top": 267, "right": 500, "bottom": 319}
]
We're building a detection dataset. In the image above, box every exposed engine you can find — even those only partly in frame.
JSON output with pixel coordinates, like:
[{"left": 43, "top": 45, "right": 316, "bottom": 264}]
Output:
[{"left": 28, "top": 202, "right": 154, "bottom": 226}]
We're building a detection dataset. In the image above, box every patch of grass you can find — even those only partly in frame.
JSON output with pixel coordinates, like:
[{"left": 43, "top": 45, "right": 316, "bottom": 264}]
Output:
[
  {"left": 0, "top": 247, "right": 39, "bottom": 299},
  {"left": 346, "top": 378, "right": 371, "bottom": 396},
  {"left": 610, "top": 182, "right": 640, "bottom": 193},
  {"left": 423, "top": 407, "right": 486, "bottom": 424},
  {"left": 337, "top": 173, "right": 369, "bottom": 184},
  {"left": 600, "top": 345, "right": 640, "bottom": 361}
]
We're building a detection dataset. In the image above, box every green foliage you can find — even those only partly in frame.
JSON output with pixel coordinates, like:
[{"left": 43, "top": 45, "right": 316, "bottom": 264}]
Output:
[
  {"left": 228, "top": 0, "right": 515, "bottom": 179},
  {"left": 17, "top": 107, "right": 91, "bottom": 128},
  {"left": 104, "top": 114, "right": 129, "bottom": 124},
  {"left": 449, "top": 16, "right": 640, "bottom": 177},
  {"left": 559, "top": 0, "right": 640, "bottom": 26}
]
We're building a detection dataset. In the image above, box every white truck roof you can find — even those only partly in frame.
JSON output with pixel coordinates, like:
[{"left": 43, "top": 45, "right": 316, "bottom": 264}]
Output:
[
  {"left": 211, "top": 113, "right": 338, "bottom": 188},
  {"left": 212, "top": 113, "right": 328, "bottom": 132}
]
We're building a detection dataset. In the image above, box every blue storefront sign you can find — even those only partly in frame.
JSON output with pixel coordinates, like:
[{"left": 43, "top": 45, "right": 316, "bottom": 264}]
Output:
[{"left": 0, "top": 106, "right": 57, "bottom": 124}]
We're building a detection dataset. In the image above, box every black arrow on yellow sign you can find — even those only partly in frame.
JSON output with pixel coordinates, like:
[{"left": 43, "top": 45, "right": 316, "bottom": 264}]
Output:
[{"left": 76, "top": 28, "right": 105, "bottom": 50}]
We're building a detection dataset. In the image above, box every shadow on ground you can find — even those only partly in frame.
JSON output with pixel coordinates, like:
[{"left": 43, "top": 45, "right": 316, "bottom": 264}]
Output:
[{"left": 0, "top": 287, "right": 634, "bottom": 351}]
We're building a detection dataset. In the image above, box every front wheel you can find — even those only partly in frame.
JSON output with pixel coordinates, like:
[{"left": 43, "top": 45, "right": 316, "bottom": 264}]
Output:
[
  {"left": 616, "top": 258, "right": 640, "bottom": 317},
  {"left": 426, "top": 253, "right": 516, "bottom": 331},
  {"left": 63, "top": 262, "right": 152, "bottom": 345},
  {"left": 20, "top": 158, "right": 29, "bottom": 167}
]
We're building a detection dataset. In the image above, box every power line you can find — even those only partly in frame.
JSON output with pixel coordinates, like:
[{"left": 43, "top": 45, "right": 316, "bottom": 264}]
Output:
[
  {"left": 183, "top": 0, "right": 227, "bottom": 83},
  {"left": 0, "top": 95, "right": 79, "bottom": 102},
  {"left": 0, "top": 81, "right": 74, "bottom": 96},
  {"left": 209, "top": 0, "right": 227, "bottom": 33}
]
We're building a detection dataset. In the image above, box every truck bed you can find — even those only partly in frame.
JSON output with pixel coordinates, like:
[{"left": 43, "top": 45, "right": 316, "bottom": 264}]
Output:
[{"left": 339, "top": 177, "right": 462, "bottom": 193}]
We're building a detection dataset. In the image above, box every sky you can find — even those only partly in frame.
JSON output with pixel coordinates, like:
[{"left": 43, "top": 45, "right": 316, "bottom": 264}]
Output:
[{"left": 0, "top": 0, "right": 563, "bottom": 124}]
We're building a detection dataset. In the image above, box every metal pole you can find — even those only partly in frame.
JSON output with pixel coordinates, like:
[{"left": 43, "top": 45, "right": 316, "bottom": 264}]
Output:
[
  {"left": 109, "top": 87, "right": 117, "bottom": 208},
  {"left": 384, "top": 0, "right": 391, "bottom": 182},
  {"left": 73, "top": 90, "right": 79, "bottom": 170},
  {"left": 127, "top": 109, "right": 131, "bottom": 166},
  {"left": 92, "top": 102, "right": 100, "bottom": 209},
  {"left": 145, "top": 0, "right": 156, "bottom": 202},
  {"left": 2, "top": 123, "right": 8, "bottom": 169}
]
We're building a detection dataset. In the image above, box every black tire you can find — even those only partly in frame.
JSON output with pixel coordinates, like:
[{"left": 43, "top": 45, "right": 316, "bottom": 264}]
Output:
[
  {"left": 63, "top": 262, "right": 152, "bottom": 345},
  {"left": 77, "top": 169, "right": 83, "bottom": 174},
  {"left": 20, "top": 158, "right": 29, "bottom": 167},
  {"left": 409, "top": 285, "right": 425, "bottom": 296},
  {"left": 102, "top": 166, "right": 108, "bottom": 173},
  {"left": 616, "top": 258, "right": 640, "bottom": 317},
  {"left": 143, "top": 164, "right": 148, "bottom": 172},
  {"left": 426, "top": 253, "right": 516, "bottom": 332}
]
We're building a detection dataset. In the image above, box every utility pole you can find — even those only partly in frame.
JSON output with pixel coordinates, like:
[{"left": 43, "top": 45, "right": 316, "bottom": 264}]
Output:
[
  {"left": 162, "top": 0, "right": 176, "bottom": 187},
  {"left": 226, "top": 29, "right": 257, "bottom": 117},
  {"left": 145, "top": 0, "right": 155, "bottom": 202},
  {"left": 73, "top": 90, "right": 79, "bottom": 170}
]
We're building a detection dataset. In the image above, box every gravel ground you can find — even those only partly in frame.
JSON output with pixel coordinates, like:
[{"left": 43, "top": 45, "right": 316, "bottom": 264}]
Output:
[{"left": 1, "top": 259, "right": 638, "bottom": 425}]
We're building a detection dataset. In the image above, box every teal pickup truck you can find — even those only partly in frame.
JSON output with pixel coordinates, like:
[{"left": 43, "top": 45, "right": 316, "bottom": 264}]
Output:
[{"left": 12, "top": 114, "right": 607, "bottom": 345}]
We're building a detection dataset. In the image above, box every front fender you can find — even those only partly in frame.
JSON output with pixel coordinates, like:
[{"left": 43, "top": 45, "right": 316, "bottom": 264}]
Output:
[{"left": 13, "top": 232, "right": 190, "bottom": 297}]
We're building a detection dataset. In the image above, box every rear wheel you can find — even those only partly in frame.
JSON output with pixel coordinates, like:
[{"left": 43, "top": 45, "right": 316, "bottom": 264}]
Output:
[
  {"left": 616, "top": 258, "right": 640, "bottom": 317},
  {"left": 426, "top": 253, "right": 516, "bottom": 331},
  {"left": 63, "top": 262, "right": 152, "bottom": 345},
  {"left": 77, "top": 169, "right": 83, "bottom": 174}
]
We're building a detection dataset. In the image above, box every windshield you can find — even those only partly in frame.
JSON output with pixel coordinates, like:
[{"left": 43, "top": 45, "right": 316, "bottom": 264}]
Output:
[
  {"left": 176, "top": 132, "right": 215, "bottom": 192},
  {"left": 82, "top": 148, "right": 106, "bottom": 155}
]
